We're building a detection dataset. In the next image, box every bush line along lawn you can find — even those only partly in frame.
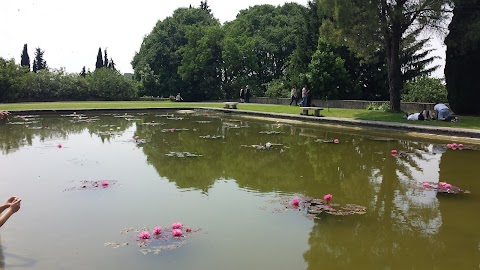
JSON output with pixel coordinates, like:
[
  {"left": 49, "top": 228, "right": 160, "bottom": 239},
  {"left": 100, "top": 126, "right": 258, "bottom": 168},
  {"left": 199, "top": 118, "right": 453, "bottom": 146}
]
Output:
[{"left": 1, "top": 101, "right": 480, "bottom": 130}]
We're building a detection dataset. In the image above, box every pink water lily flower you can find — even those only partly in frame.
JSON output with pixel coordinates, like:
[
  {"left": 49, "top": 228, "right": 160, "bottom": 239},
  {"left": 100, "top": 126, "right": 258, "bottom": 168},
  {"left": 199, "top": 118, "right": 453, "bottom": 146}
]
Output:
[
  {"left": 101, "top": 181, "right": 109, "bottom": 187},
  {"left": 391, "top": 149, "right": 397, "bottom": 155},
  {"left": 138, "top": 231, "right": 151, "bottom": 239},
  {"left": 172, "top": 229, "right": 183, "bottom": 237},
  {"left": 153, "top": 227, "right": 162, "bottom": 235},
  {"left": 186, "top": 227, "right": 192, "bottom": 233},
  {"left": 422, "top": 182, "right": 431, "bottom": 188},
  {"left": 323, "top": 194, "right": 333, "bottom": 202},
  {"left": 444, "top": 184, "right": 452, "bottom": 189},
  {"left": 291, "top": 199, "right": 300, "bottom": 206},
  {"left": 438, "top": 182, "right": 447, "bottom": 187},
  {"left": 171, "top": 222, "right": 183, "bottom": 229}
]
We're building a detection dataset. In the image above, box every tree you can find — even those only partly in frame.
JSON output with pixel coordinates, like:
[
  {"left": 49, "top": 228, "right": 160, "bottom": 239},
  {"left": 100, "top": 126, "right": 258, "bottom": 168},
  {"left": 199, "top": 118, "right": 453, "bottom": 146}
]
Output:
[
  {"left": 20, "top": 44, "right": 30, "bottom": 70},
  {"left": 178, "top": 24, "right": 224, "bottom": 100},
  {"left": 95, "top": 47, "right": 103, "bottom": 69},
  {"left": 104, "top": 49, "right": 109, "bottom": 68},
  {"left": 80, "top": 66, "right": 87, "bottom": 78},
  {"left": 445, "top": 0, "right": 480, "bottom": 114},
  {"left": 401, "top": 29, "right": 440, "bottom": 83},
  {"left": 222, "top": 4, "right": 308, "bottom": 97},
  {"left": 319, "top": 0, "right": 449, "bottom": 111},
  {"left": 307, "top": 40, "right": 354, "bottom": 100},
  {"left": 33, "top": 47, "right": 47, "bottom": 72},
  {"left": 0, "top": 58, "right": 29, "bottom": 102},
  {"left": 108, "top": 58, "right": 116, "bottom": 71},
  {"left": 200, "top": 1, "right": 211, "bottom": 13},
  {"left": 131, "top": 8, "right": 219, "bottom": 99}
]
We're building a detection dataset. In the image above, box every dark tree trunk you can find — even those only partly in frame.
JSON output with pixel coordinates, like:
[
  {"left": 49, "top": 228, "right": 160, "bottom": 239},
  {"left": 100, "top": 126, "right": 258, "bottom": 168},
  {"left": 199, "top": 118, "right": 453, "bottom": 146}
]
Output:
[{"left": 385, "top": 25, "right": 403, "bottom": 112}]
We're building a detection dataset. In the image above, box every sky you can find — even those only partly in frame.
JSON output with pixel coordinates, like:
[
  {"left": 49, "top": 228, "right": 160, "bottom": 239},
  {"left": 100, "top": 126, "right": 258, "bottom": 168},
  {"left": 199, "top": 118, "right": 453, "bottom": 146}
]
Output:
[{"left": 0, "top": 0, "right": 446, "bottom": 77}]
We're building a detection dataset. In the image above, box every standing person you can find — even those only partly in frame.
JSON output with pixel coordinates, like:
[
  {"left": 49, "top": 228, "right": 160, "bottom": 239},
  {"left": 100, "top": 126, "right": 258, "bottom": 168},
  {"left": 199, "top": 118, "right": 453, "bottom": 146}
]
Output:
[
  {"left": 301, "top": 85, "right": 309, "bottom": 107},
  {"left": 245, "top": 85, "right": 251, "bottom": 103},
  {"left": 0, "top": 196, "right": 21, "bottom": 228},
  {"left": 289, "top": 85, "right": 298, "bottom": 106},
  {"left": 239, "top": 86, "right": 245, "bottom": 103}
]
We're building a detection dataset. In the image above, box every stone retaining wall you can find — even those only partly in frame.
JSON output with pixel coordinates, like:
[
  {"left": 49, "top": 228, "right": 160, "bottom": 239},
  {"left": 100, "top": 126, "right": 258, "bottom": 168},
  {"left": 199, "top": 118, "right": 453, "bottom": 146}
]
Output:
[{"left": 250, "top": 97, "right": 438, "bottom": 112}]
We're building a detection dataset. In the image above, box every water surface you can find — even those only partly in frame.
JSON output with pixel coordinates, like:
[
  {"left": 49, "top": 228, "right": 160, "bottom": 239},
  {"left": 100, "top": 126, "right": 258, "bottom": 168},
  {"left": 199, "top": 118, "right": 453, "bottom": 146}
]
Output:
[{"left": 0, "top": 110, "right": 479, "bottom": 269}]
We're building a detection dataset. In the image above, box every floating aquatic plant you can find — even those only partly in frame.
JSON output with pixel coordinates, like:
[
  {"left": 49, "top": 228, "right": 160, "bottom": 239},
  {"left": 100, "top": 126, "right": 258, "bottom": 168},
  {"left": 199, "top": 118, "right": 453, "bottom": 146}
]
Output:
[
  {"left": 106, "top": 225, "right": 201, "bottom": 255},
  {"left": 165, "top": 152, "right": 202, "bottom": 158},
  {"left": 420, "top": 181, "right": 469, "bottom": 194},
  {"left": 138, "top": 231, "right": 151, "bottom": 239},
  {"left": 171, "top": 222, "right": 183, "bottom": 229},
  {"left": 64, "top": 180, "right": 118, "bottom": 191}
]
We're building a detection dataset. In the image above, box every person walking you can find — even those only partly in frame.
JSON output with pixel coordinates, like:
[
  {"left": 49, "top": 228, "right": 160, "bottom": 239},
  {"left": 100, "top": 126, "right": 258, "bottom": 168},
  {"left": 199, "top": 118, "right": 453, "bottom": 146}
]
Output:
[
  {"left": 301, "top": 85, "right": 309, "bottom": 107},
  {"left": 289, "top": 85, "right": 298, "bottom": 106},
  {"left": 245, "top": 85, "right": 251, "bottom": 103},
  {"left": 239, "top": 86, "right": 245, "bottom": 103}
]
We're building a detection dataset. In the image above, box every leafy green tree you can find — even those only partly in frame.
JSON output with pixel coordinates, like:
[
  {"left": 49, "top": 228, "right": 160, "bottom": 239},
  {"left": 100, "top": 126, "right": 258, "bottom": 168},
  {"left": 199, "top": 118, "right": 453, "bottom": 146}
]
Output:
[
  {"left": 87, "top": 68, "right": 138, "bottom": 100},
  {"left": 286, "top": 1, "right": 320, "bottom": 87},
  {"left": 95, "top": 47, "right": 103, "bottom": 69},
  {"left": 319, "top": 0, "right": 449, "bottom": 111},
  {"left": 222, "top": 3, "right": 308, "bottom": 97},
  {"left": 307, "top": 40, "right": 353, "bottom": 100},
  {"left": 178, "top": 24, "right": 224, "bottom": 100},
  {"left": 445, "top": 0, "right": 480, "bottom": 114},
  {"left": 0, "top": 58, "right": 29, "bottom": 101},
  {"left": 20, "top": 44, "right": 30, "bottom": 70},
  {"left": 33, "top": 47, "right": 47, "bottom": 73},
  {"left": 402, "top": 76, "right": 447, "bottom": 103},
  {"left": 132, "top": 8, "right": 219, "bottom": 99},
  {"left": 137, "top": 64, "right": 160, "bottom": 96}
]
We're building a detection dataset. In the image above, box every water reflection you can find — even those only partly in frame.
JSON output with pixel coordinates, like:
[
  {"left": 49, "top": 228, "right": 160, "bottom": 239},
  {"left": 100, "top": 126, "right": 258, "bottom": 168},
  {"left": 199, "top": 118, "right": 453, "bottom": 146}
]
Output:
[{"left": 0, "top": 111, "right": 479, "bottom": 269}]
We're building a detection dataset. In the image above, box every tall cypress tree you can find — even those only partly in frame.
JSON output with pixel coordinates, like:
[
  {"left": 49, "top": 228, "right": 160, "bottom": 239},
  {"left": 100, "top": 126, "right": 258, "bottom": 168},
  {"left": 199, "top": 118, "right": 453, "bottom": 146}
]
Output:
[
  {"left": 104, "top": 49, "right": 109, "bottom": 68},
  {"left": 95, "top": 47, "right": 104, "bottom": 69},
  {"left": 80, "top": 66, "right": 87, "bottom": 77},
  {"left": 20, "top": 44, "right": 30, "bottom": 70},
  {"left": 33, "top": 47, "right": 47, "bottom": 72}
]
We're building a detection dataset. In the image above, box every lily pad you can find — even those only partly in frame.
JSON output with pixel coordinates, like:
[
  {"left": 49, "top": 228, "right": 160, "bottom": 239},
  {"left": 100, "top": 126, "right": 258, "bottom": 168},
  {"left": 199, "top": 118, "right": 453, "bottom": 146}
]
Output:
[{"left": 165, "top": 152, "right": 202, "bottom": 158}]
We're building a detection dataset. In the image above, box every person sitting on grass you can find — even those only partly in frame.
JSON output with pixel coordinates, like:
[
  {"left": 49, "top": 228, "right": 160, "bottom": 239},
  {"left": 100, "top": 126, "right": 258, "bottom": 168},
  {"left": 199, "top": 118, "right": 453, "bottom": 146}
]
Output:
[
  {"left": 175, "top": 93, "right": 183, "bottom": 102},
  {"left": 433, "top": 104, "right": 459, "bottom": 122},
  {"left": 405, "top": 110, "right": 431, "bottom": 121}
]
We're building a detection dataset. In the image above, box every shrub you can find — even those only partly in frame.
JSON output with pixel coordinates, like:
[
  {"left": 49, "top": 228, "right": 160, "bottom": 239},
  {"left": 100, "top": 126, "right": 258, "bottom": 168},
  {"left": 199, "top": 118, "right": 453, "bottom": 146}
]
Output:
[
  {"left": 402, "top": 76, "right": 447, "bottom": 103},
  {"left": 264, "top": 79, "right": 290, "bottom": 98},
  {"left": 366, "top": 102, "right": 390, "bottom": 111}
]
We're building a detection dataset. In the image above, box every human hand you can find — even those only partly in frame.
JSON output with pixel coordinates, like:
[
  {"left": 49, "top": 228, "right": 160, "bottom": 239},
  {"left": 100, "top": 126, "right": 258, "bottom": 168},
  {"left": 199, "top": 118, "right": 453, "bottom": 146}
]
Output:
[
  {"left": 5, "top": 196, "right": 19, "bottom": 207},
  {"left": 9, "top": 198, "right": 21, "bottom": 213},
  {"left": 0, "top": 111, "right": 10, "bottom": 120}
]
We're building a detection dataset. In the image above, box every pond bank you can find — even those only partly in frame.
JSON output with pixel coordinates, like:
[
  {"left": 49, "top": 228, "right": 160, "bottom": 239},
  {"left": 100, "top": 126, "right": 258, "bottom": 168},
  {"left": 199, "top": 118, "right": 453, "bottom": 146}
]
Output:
[{"left": 6, "top": 107, "right": 480, "bottom": 141}]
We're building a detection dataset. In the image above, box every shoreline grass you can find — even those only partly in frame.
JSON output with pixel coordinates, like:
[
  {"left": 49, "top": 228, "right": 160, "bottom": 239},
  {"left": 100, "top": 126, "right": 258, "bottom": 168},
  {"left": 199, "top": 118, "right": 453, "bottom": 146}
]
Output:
[{"left": 1, "top": 101, "right": 480, "bottom": 130}]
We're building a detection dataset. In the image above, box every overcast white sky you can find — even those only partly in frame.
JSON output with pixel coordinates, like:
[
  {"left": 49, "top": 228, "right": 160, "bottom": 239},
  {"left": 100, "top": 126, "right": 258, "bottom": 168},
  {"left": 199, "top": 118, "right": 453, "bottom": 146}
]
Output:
[{"left": 0, "top": 0, "right": 445, "bottom": 77}]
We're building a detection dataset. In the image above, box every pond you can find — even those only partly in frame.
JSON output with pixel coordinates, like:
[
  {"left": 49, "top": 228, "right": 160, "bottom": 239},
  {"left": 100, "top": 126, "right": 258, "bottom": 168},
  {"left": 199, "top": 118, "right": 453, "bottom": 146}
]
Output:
[{"left": 0, "top": 110, "right": 479, "bottom": 270}]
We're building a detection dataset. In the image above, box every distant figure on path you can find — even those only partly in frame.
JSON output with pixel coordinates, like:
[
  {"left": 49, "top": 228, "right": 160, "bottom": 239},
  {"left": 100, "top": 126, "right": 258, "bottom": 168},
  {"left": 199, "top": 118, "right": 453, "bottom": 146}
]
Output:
[
  {"left": 239, "top": 86, "right": 245, "bottom": 103},
  {"left": 289, "top": 85, "right": 298, "bottom": 106},
  {"left": 245, "top": 85, "right": 251, "bottom": 103},
  {"left": 175, "top": 93, "right": 183, "bottom": 102},
  {"left": 301, "top": 85, "right": 309, "bottom": 107}
]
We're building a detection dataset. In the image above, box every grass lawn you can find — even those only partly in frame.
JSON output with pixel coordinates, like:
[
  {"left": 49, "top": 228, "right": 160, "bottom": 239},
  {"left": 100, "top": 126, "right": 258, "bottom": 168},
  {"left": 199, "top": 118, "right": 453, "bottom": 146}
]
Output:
[{"left": 1, "top": 101, "right": 480, "bottom": 130}]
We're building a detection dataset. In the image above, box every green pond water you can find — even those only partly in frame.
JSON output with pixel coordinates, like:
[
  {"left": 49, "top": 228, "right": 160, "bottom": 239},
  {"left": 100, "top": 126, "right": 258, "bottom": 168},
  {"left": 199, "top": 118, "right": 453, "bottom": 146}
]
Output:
[{"left": 0, "top": 110, "right": 479, "bottom": 270}]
